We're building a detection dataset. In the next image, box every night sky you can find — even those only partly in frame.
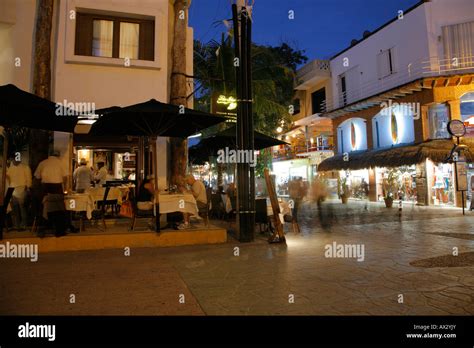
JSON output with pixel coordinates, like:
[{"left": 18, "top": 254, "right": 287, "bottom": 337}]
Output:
[{"left": 189, "top": 0, "right": 420, "bottom": 62}]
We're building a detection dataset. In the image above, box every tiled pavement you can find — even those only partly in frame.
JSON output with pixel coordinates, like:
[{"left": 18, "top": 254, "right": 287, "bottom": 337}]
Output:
[{"left": 1, "top": 200, "right": 473, "bottom": 315}]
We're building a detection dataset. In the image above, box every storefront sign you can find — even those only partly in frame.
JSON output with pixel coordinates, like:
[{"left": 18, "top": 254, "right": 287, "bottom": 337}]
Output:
[
  {"left": 212, "top": 94, "right": 237, "bottom": 119},
  {"left": 447, "top": 120, "right": 466, "bottom": 137},
  {"left": 456, "top": 160, "right": 467, "bottom": 191}
]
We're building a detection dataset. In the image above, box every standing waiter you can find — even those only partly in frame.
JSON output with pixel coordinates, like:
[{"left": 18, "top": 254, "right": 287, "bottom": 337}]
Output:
[{"left": 34, "top": 150, "right": 76, "bottom": 236}]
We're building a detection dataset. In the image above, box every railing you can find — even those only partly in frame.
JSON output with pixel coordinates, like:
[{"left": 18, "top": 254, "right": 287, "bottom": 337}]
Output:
[
  {"left": 325, "top": 54, "right": 474, "bottom": 112},
  {"left": 296, "top": 59, "right": 330, "bottom": 83},
  {"left": 273, "top": 144, "right": 333, "bottom": 161}
]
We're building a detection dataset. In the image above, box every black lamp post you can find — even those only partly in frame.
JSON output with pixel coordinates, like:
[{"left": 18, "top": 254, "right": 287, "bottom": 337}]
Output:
[{"left": 232, "top": 4, "right": 255, "bottom": 242}]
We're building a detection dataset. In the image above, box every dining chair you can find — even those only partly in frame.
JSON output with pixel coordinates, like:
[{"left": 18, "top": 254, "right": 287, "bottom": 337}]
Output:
[
  {"left": 210, "top": 193, "right": 224, "bottom": 219},
  {"left": 92, "top": 186, "right": 111, "bottom": 230},
  {"left": 0, "top": 187, "right": 15, "bottom": 239},
  {"left": 129, "top": 192, "right": 155, "bottom": 231}
]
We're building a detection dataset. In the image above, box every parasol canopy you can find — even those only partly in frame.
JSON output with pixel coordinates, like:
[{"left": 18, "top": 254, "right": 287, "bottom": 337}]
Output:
[
  {"left": 0, "top": 84, "right": 79, "bottom": 132},
  {"left": 89, "top": 99, "right": 227, "bottom": 137},
  {"left": 188, "top": 125, "right": 288, "bottom": 164}
]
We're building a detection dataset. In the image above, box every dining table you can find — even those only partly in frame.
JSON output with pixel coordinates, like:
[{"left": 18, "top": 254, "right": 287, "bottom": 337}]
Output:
[
  {"left": 62, "top": 193, "right": 93, "bottom": 218},
  {"left": 63, "top": 192, "right": 95, "bottom": 232},
  {"left": 157, "top": 193, "right": 199, "bottom": 217}
]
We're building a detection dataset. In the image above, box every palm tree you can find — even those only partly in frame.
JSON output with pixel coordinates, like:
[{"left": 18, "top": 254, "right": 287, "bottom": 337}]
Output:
[
  {"left": 30, "top": 0, "right": 54, "bottom": 173},
  {"left": 193, "top": 34, "right": 307, "bottom": 176},
  {"left": 194, "top": 35, "right": 302, "bottom": 137},
  {"left": 169, "top": 0, "right": 189, "bottom": 185}
]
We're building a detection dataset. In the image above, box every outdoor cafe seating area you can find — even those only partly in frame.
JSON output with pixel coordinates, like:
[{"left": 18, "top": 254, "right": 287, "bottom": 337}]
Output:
[{"left": 0, "top": 84, "right": 293, "bottom": 242}]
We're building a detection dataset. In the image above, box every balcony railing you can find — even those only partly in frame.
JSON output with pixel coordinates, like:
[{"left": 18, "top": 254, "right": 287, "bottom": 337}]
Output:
[
  {"left": 295, "top": 59, "right": 330, "bottom": 87},
  {"left": 273, "top": 144, "right": 333, "bottom": 161},
  {"left": 325, "top": 54, "right": 474, "bottom": 112}
]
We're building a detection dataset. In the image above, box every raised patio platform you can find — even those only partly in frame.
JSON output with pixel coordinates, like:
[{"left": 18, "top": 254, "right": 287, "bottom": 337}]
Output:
[{"left": 2, "top": 223, "right": 228, "bottom": 252}]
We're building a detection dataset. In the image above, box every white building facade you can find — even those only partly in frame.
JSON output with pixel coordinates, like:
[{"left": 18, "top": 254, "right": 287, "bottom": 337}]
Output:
[
  {"left": 320, "top": 0, "right": 474, "bottom": 207},
  {"left": 0, "top": 0, "right": 194, "bottom": 189}
]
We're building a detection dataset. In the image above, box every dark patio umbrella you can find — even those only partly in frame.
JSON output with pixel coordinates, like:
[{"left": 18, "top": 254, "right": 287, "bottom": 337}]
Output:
[
  {"left": 89, "top": 99, "right": 226, "bottom": 137},
  {"left": 87, "top": 99, "right": 227, "bottom": 233},
  {"left": 0, "top": 84, "right": 79, "bottom": 132},
  {"left": 189, "top": 126, "right": 288, "bottom": 164}
]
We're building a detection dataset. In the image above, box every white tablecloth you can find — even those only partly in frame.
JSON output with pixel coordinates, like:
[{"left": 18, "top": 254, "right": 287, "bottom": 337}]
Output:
[
  {"left": 158, "top": 193, "right": 198, "bottom": 217},
  {"left": 64, "top": 193, "right": 94, "bottom": 219}
]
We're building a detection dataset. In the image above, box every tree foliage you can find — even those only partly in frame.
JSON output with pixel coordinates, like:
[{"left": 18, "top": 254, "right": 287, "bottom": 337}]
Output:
[{"left": 193, "top": 34, "right": 308, "bottom": 175}]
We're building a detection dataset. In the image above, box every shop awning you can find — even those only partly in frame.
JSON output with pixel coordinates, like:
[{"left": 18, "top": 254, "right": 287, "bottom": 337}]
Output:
[
  {"left": 318, "top": 139, "right": 473, "bottom": 171},
  {"left": 188, "top": 126, "right": 288, "bottom": 164}
]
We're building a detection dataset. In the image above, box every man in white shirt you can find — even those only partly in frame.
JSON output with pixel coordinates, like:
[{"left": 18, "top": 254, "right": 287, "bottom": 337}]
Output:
[
  {"left": 187, "top": 174, "right": 208, "bottom": 208},
  {"left": 73, "top": 158, "right": 92, "bottom": 193},
  {"left": 6, "top": 158, "right": 32, "bottom": 230},
  {"left": 94, "top": 161, "right": 108, "bottom": 186},
  {"left": 34, "top": 151, "right": 71, "bottom": 236},
  {"left": 34, "top": 152, "right": 67, "bottom": 190}
]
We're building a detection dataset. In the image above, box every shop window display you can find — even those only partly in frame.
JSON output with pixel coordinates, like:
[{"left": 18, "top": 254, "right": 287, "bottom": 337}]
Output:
[
  {"left": 376, "top": 166, "right": 417, "bottom": 202},
  {"left": 430, "top": 163, "right": 455, "bottom": 205}
]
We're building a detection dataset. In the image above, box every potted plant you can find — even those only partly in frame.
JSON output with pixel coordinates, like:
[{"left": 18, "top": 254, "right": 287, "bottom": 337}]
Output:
[
  {"left": 338, "top": 177, "right": 350, "bottom": 204},
  {"left": 383, "top": 168, "right": 400, "bottom": 208}
]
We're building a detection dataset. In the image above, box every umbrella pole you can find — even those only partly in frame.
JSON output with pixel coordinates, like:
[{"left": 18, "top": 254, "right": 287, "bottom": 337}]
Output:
[
  {"left": 150, "top": 137, "right": 160, "bottom": 233},
  {"left": 0, "top": 128, "right": 9, "bottom": 240}
]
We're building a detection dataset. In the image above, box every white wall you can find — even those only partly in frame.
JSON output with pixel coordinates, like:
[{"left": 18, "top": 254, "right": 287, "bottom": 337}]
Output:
[
  {"left": 54, "top": 0, "right": 170, "bottom": 108},
  {"left": 330, "top": 3, "right": 431, "bottom": 108},
  {"left": 337, "top": 118, "right": 367, "bottom": 154},
  {"left": 0, "top": 0, "right": 198, "bottom": 188},
  {"left": 425, "top": 0, "right": 474, "bottom": 59},
  {"left": 0, "top": 0, "right": 36, "bottom": 89},
  {"left": 372, "top": 106, "right": 415, "bottom": 149},
  {"left": 329, "top": 0, "right": 474, "bottom": 110}
]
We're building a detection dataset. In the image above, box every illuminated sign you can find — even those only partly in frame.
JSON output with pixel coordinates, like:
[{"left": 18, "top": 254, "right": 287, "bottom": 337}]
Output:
[
  {"left": 212, "top": 94, "right": 237, "bottom": 119},
  {"left": 217, "top": 95, "right": 237, "bottom": 110}
]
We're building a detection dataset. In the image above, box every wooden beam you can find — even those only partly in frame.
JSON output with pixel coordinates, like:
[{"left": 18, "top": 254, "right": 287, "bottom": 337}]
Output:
[{"left": 422, "top": 79, "right": 434, "bottom": 89}]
